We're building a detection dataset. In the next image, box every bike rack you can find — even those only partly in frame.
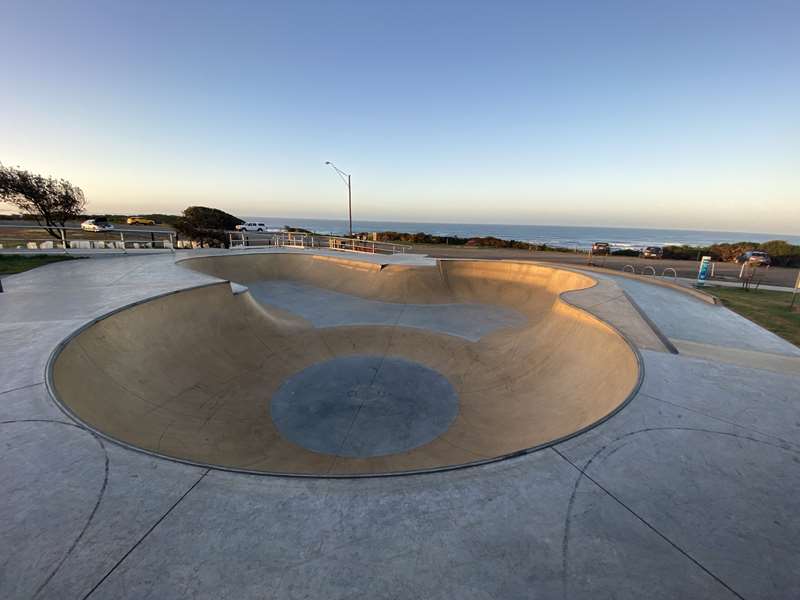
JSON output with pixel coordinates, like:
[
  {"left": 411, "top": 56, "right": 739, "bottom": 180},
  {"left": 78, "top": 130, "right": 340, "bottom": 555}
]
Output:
[
  {"left": 662, "top": 267, "right": 677, "bottom": 280},
  {"left": 642, "top": 266, "right": 656, "bottom": 276},
  {"left": 623, "top": 265, "right": 635, "bottom": 273}
]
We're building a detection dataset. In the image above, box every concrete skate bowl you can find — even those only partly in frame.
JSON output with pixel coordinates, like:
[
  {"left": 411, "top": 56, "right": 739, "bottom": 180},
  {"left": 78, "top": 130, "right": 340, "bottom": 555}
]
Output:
[{"left": 50, "top": 254, "right": 640, "bottom": 476}]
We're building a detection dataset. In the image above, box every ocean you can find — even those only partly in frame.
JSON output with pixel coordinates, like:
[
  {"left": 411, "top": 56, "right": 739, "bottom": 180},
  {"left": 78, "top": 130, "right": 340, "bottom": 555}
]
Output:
[{"left": 244, "top": 217, "right": 800, "bottom": 251}]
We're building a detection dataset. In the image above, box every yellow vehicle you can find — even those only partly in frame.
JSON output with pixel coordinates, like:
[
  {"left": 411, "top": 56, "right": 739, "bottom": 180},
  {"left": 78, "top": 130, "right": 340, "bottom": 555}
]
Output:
[{"left": 127, "top": 216, "right": 156, "bottom": 226}]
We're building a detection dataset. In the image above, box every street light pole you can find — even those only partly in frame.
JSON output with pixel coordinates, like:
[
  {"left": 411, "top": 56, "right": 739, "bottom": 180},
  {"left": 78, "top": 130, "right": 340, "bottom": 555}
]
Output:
[
  {"left": 325, "top": 161, "right": 353, "bottom": 237},
  {"left": 347, "top": 174, "right": 352, "bottom": 237}
]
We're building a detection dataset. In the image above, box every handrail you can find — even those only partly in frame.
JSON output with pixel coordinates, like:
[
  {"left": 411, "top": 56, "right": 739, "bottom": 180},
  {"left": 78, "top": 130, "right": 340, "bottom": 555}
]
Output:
[
  {"left": 0, "top": 222, "right": 175, "bottom": 253},
  {"left": 230, "top": 231, "right": 411, "bottom": 255}
]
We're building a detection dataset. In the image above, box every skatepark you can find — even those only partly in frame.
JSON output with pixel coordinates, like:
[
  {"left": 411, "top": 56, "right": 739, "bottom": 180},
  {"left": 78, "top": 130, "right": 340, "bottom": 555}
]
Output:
[{"left": 2, "top": 248, "right": 799, "bottom": 598}]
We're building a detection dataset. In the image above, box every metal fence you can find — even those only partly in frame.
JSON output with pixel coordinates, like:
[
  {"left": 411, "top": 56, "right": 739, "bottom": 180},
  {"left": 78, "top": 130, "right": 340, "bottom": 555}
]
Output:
[
  {"left": 0, "top": 223, "right": 411, "bottom": 256},
  {"left": 229, "top": 231, "right": 411, "bottom": 255},
  {"left": 0, "top": 223, "right": 176, "bottom": 252}
]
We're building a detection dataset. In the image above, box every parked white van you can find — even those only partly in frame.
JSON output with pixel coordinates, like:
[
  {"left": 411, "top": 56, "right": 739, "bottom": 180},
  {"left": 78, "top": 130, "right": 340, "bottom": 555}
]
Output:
[{"left": 235, "top": 222, "right": 268, "bottom": 232}]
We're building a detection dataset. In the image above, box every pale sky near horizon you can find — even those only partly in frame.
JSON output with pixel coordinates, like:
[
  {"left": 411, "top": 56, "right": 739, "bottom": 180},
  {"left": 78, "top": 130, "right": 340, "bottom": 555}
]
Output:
[{"left": 2, "top": 0, "right": 798, "bottom": 234}]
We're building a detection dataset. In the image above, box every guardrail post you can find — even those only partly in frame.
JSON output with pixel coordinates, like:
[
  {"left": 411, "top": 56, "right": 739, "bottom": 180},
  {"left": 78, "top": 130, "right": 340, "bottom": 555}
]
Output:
[{"left": 120, "top": 231, "right": 126, "bottom": 253}]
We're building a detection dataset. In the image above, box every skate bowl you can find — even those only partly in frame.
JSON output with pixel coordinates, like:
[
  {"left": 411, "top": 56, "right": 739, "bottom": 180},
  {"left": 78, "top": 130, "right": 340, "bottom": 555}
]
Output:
[{"left": 49, "top": 253, "right": 641, "bottom": 476}]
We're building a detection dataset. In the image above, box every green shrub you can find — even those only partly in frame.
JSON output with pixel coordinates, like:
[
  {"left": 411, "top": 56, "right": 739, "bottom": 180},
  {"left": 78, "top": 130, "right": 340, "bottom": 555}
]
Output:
[
  {"left": 758, "top": 240, "right": 800, "bottom": 266},
  {"left": 662, "top": 245, "right": 709, "bottom": 260}
]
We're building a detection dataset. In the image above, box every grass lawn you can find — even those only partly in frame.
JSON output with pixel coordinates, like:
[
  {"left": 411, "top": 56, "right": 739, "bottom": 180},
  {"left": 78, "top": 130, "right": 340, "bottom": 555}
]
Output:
[
  {"left": 710, "top": 286, "right": 800, "bottom": 347},
  {"left": 0, "top": 254, "right": 75, "bottom": 275}
]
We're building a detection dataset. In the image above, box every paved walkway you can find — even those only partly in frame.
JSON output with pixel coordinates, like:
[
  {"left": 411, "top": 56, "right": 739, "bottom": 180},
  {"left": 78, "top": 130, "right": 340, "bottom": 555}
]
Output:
[
  {"left": 1, "top": 251, "right": 799, "bottom": 599},
  {"left": 608, "top": 275, "right": 800, "bottom": 357}
]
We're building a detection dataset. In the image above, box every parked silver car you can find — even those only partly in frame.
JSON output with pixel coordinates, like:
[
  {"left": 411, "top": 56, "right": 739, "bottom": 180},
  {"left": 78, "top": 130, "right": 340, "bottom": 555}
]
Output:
[{"left": 735, "top": 250, "right": 771, "bottom": 266}]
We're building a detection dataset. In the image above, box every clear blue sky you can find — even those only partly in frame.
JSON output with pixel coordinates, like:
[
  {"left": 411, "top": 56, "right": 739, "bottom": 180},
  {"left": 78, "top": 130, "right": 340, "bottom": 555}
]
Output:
[{"left": 2, "top": 0, "right": 798, "bottom": 233}]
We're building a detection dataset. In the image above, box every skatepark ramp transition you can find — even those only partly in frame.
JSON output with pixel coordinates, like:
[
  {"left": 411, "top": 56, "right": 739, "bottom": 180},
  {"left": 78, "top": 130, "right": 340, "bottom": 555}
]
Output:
[{"left": 50, "top": 254, "right": 640, "bottom": 476}]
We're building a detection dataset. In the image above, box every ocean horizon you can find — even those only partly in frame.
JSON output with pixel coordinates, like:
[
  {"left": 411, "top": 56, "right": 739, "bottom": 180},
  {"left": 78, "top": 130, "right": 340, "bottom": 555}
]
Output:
[{"left": 243, "top": 217, "right": 800, "bottom": 250}]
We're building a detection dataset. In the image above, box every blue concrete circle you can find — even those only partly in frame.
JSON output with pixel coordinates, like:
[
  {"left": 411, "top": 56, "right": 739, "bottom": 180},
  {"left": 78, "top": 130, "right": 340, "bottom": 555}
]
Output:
[{"left": 271, "top": 356, "right": 459, "bottom": 458}]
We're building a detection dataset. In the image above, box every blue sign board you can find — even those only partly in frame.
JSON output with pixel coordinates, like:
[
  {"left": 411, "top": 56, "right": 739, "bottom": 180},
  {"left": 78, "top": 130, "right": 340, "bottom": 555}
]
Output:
[{"left": 697, "top": 256, "right": 712, "bottom": 284}]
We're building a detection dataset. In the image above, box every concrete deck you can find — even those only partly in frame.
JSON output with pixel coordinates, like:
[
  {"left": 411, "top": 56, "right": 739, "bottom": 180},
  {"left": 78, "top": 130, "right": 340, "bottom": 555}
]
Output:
[{"left": 1, "top": 249, "right": 799, "bottom": 599}]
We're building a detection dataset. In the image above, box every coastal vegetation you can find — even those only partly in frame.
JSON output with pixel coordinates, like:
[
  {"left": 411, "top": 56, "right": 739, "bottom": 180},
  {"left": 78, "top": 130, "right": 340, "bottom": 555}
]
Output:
[
  {"left": 368, "top": 231, "right": 579, "bottom": 253},
  {"left": 0, "top": 165, "right": 85, "bottom": 239},
  {"left": 173, "top": 206, "right": 243, "bottom": 248}
]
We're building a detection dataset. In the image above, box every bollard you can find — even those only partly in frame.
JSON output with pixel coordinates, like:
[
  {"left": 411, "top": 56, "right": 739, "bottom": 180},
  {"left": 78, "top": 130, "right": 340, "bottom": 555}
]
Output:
[{"left": 0, "top": 278, "right": 3, "bottom": 293}]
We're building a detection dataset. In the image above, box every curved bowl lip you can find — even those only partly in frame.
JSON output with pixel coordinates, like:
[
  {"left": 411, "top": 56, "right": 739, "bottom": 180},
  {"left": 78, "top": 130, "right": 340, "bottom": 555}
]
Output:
[{"left": 44, "top": 257, "right": 645, "bottom": 479}]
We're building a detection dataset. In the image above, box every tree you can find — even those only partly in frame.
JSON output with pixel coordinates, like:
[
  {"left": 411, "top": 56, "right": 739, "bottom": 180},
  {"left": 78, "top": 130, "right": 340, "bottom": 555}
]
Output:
[
  {"left": 173, "top": 206, "right": 243, "bottom": 248},
  {"left": 0, "top": 164, "right": 86, "bottom": 239}
]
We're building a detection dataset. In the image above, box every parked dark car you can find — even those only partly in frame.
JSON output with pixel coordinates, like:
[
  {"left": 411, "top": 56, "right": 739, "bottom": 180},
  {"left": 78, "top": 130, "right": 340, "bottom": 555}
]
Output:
[
  {"left": 591, "top": 242, "right": 610, "bottom": 255},
  {"left": 642, "top": 246, "right": 663, "bottom": 259},
  {"left": 735, "top": 250, "right": 771, "bottom": 266}
]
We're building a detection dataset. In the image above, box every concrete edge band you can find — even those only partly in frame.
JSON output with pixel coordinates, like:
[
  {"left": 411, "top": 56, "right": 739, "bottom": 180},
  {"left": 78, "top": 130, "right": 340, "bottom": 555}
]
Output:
[
  {"left": 621, "top": 290, "right": 680, "bottom": 355},
  {"left": 43, "top": 259, "right": 645, "bottom": 480}
]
